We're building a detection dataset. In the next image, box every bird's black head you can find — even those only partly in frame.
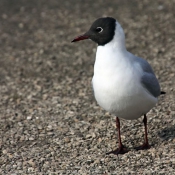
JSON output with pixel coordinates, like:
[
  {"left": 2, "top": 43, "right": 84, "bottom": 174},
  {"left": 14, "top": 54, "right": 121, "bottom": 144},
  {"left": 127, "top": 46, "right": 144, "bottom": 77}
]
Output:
[{"left": 72, "top": 17, "right": 116, "bottom": 46}]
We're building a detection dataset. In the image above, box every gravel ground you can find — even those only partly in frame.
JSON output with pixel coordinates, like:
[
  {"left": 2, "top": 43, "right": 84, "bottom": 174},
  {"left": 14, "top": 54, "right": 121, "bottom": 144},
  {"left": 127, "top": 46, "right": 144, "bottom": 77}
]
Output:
[{"left": 0, "top": 0, "right": 175, "bottom": 174}]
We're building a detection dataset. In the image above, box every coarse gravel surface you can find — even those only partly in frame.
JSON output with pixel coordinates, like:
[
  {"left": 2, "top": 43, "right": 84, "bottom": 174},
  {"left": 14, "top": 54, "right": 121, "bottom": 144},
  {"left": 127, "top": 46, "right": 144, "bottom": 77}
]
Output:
[{"left": 0, "top": 0, "right": 175, "bottom": 174}]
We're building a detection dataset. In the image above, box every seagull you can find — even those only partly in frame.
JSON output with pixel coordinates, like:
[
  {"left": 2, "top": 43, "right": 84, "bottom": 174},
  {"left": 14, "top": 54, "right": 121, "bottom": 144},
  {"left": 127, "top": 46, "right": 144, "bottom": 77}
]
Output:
[{"left": 72, "top": 17, "right": 165, "bottom": 154}]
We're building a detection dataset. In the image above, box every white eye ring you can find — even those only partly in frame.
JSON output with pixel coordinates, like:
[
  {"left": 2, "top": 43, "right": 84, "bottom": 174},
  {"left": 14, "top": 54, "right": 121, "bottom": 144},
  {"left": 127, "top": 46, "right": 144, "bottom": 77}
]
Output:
[{"left": 96, "top": 27, "right": 103, "bottom": 33}]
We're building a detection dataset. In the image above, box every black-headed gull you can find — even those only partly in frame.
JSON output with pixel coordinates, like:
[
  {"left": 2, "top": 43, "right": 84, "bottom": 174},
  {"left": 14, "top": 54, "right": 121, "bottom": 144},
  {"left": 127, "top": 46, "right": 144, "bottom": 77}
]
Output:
[{"left": 72, "top": 17, "right": 165, "bottom": 154}]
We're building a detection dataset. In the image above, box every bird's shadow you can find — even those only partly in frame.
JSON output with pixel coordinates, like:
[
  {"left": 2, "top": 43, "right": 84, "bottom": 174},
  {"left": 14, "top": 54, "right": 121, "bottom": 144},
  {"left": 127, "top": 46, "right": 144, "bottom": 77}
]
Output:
[{"left": 157, "top": 124, "right": 175, "bottom": 141}]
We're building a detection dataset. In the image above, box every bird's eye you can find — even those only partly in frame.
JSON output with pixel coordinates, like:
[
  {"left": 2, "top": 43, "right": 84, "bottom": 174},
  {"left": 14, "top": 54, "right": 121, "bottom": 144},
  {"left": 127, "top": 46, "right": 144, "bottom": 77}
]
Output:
[{"left": 96, "top": 27, "right": 103, "bottom": 33}]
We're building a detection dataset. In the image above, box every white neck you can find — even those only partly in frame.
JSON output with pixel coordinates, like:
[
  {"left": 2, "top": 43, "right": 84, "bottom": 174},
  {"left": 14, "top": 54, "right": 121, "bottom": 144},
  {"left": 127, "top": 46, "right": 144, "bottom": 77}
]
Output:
[
  {"left": 101, "top": 22, "right": 126, "bottom": 52},
  {"left": 94, "top": 22, "right": 130, "bottom": 76}
]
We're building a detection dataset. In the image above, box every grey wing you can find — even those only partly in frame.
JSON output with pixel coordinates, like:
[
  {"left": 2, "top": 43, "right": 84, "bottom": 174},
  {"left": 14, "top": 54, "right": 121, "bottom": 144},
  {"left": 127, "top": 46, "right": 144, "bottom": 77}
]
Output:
[
  {"left": 141, "top": 73, "right": 161, "bottom": 97},
  {"left": 137, "top": 56, "right": 154, "bottom": 74},
  {"left": 135, "top": 56, "right": 161, "bottom": 97}
]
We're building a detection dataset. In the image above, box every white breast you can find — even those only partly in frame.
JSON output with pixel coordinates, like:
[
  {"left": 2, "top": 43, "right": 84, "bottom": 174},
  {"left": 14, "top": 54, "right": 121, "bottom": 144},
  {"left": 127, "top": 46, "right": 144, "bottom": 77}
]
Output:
[{"left": 92, "top": 45, "right": 157, "bottom": 120}]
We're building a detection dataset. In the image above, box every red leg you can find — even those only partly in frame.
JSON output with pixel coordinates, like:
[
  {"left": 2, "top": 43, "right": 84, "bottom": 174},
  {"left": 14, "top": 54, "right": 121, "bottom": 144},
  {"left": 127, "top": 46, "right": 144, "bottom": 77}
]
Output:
[
  {"left": 135, "top": 114, "right": 150, "bottom": 150},
  {"left": 106, "top": 117, "right": 128, "bottom": 155}
]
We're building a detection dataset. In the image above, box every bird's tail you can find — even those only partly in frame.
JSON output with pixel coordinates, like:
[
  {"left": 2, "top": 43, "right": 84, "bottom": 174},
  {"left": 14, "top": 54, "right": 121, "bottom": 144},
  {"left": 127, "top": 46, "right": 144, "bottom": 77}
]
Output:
[{"left": 161, "top": 91, "right": 166, "bottom": 95}]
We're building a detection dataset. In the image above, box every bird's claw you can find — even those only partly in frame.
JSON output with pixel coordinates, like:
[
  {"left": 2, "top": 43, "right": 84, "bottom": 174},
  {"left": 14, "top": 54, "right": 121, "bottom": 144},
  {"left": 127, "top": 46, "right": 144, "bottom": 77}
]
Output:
[
  {"left": 106, "top": 145, "right": 128, "bottom": 155},
  {"left": 135, "top": 143, "right": 151, "bottom": 150}
]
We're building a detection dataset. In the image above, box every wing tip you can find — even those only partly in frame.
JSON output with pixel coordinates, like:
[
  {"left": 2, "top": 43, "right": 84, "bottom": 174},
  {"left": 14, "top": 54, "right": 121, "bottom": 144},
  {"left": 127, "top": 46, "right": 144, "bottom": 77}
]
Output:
[{"left": 160, "top": 91, "right": 166, "bottom": 95}]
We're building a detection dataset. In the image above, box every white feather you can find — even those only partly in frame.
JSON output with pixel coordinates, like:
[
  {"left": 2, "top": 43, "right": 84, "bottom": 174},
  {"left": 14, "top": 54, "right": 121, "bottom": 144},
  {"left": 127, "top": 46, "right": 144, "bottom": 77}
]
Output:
[{"left": 92, "top": 22, "right": 157, "bottom": 120}]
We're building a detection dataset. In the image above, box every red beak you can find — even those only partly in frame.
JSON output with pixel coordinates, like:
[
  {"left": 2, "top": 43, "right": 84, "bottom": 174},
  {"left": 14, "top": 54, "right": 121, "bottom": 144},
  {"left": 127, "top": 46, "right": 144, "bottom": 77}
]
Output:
[{"left": 71, "top": 34, "right": 89, "bottom": 42}]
